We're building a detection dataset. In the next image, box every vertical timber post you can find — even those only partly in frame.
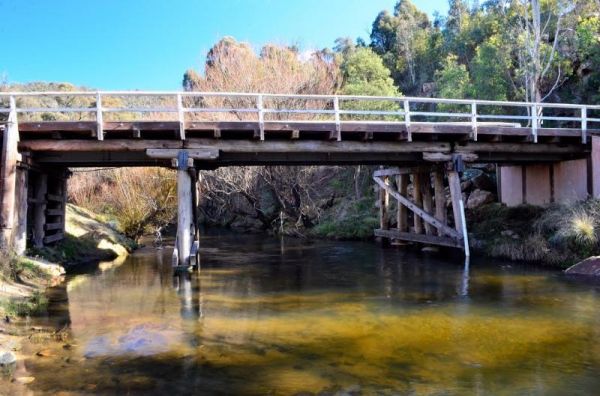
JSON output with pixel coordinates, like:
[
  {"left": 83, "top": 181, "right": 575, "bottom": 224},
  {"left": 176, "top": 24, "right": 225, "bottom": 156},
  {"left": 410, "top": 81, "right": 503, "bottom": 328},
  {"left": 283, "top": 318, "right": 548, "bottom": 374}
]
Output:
[
  {"left": 0, "top": 96, "right": 19, "bottom": 251},
  {"left": 176, "top": 151, "right": 194, "bottom": 269},
  {"left": 421, "top": 173, "right": 434, "bottom": 236},
  {"left": 396, "top": 174, "right": 408, "bottom": 232},
  {"left": 412, "top": 173, "right": 423, "bottom": 234},
  {"left": 448, "top": 164, "right": 469, "bottom": 256},
  {"left": 13, "top": 165, "right": 28, "bottom": 255},
  {"left": 33, "top": 173, "right": 48, "bottom": 248},
  {"left": 433, "top": 170, "right": 446, "bottom": 236},
  {"left": 379, "top": 176, "right": 389, "bottom": 231}
]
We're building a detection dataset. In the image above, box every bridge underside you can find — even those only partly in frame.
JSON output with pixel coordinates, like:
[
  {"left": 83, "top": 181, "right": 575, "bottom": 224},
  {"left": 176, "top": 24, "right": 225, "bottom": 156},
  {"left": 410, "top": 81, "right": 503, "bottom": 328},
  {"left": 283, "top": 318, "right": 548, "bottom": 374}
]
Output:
[{"left": 17, "top": 121, "right": 594, "bottom": 167}]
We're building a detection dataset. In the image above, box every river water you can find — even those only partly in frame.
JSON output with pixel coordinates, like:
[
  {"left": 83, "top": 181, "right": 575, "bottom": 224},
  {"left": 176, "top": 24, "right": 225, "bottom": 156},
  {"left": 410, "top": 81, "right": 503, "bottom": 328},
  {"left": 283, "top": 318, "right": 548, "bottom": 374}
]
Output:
[{"left": 9, "top": 230, "right": 600, "bottom": 395}]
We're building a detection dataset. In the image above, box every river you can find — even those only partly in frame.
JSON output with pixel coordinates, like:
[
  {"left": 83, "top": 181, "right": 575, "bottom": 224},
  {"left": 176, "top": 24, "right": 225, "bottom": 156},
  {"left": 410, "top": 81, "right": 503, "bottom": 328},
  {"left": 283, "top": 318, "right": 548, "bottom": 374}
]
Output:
[{"left": 7, "top": 230, "right": 600, "bottom": 395}]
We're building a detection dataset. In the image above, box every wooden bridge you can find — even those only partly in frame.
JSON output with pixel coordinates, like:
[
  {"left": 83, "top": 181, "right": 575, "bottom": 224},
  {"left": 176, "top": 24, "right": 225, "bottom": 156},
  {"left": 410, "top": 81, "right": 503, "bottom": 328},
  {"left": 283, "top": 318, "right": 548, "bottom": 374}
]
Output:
[{"left": 1, "top": 91, "right": 599, "bottom": 266}]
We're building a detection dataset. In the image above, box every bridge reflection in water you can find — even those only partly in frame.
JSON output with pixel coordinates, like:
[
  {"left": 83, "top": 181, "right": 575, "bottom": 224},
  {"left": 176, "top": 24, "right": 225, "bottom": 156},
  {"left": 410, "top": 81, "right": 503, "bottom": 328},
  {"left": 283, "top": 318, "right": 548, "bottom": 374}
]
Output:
[{"left": 16, "top": 229, "right": 599, "bottom": 395}]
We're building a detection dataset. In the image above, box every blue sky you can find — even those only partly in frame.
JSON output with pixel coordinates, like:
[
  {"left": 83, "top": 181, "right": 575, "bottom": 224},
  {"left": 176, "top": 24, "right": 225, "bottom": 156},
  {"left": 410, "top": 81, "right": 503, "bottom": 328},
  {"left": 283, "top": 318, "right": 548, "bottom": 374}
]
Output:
[{"left": 1, "top": 0, "right": 448, "bottom": 90}]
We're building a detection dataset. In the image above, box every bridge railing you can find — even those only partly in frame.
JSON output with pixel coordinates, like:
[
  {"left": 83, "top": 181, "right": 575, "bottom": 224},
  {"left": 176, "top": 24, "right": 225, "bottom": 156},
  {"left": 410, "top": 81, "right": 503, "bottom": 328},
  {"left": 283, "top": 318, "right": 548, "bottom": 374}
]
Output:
[{"left": 1, "top": 91, "right": 599, "bottom": 143}]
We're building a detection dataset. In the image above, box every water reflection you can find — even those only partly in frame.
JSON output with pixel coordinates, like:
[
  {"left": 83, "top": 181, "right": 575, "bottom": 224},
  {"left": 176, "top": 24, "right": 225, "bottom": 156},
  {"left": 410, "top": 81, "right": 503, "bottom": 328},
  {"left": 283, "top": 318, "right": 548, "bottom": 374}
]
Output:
[{"left": 17, "top": 230, "right": 600, "bottom": 395}]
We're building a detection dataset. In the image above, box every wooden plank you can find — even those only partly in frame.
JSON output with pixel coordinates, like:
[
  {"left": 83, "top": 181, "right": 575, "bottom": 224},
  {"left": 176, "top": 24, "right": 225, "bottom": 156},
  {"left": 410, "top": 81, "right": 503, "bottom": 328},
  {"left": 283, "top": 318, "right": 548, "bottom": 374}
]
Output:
[
  {"left": 146, "top": 148, "right": 219, "bottom": 160},
  {"left": 412, "top": 173, "right": 423, "bottom": 234},
  {"left": 46, "top": 208, "right": 63, "bottom": 216},
  {"left": 43, "top": 232, "right": 64, "bottom": 244},
  {"left": 44, "top": 222, "right": 64, "bottom": 231},
  {"left": 374, "top": 229, "right": 462, "bottom": 248},
  {"left": 104, "top": 121, "right": 180, "bottom": 131},
  {"left": 379, "top": 176, "right": 390, "bottom": 230},
  {"left": 18, "top": 121, "right": 96, "bottom": 132},
  {"left": 373, "top": 176, "right": 461, "bottom": 239},
  {"left": 19, "top": 138, "right": 452, "bottom": 154},
  {"left": 374, "top": 166, "right": 435, "bottom": 177},
  {"left": 457, "top": 142, "right": 585, "bottom": 154},
  {"left": 46, "top": 193, "right": 63, "bottom": 202},
  {"left": 424, "top": 152, "right": 478, "bottom": 162},
  {"left": 396, "top": 174, "right": 408, "bottom": 232}
]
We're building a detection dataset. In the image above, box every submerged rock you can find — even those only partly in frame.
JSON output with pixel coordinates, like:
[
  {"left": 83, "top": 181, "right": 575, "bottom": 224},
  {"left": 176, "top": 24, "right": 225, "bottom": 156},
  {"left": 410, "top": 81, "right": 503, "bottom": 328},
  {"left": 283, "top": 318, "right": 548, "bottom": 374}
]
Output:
[
  {"left": 14, "top": 376, "right": 35, "bottom": 384},
  {"left": 565, "top": 256, "right": 600, "bottom": 277},
  {"left": 0, "top": 351, "right": 16, "bottom": 366}
]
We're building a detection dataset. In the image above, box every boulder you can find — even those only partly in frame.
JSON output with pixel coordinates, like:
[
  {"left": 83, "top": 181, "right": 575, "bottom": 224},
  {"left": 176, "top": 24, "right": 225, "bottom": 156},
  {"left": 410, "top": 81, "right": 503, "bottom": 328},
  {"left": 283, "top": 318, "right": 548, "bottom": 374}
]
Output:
[
  {"left": 466, "top": 189, "right": 495, "bottom": 209},
  {"left": 565, "top": 256, "right": 600, "bottom": 276},
  {"left": 471, "top": 173, "right": 496, "bottom": 192}
]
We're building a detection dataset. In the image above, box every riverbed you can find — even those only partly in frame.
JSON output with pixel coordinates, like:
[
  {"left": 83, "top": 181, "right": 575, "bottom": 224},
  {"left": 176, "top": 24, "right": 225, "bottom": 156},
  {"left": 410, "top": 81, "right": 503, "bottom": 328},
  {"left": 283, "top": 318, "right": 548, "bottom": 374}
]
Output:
[{"left": 4, "top": 230, "right": 600, "bottom": 395}]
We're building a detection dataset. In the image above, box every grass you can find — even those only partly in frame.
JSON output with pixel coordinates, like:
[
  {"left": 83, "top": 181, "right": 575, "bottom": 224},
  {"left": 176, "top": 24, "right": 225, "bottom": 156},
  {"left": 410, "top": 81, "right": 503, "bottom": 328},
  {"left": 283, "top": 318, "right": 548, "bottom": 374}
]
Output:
[
  {"left": 469, "top": 199, "right": 600, "bottom": 268},
  {"left": 3, "top": 290, "right": 48, "bottom": 317},
  {"left": 312, "top": 197, "right": 379, "bottom": 240}
]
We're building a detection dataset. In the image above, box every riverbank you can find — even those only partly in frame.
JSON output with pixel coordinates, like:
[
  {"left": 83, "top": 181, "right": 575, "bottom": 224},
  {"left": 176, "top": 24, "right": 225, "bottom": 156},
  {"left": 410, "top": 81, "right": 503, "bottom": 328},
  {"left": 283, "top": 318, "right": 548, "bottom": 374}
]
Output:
[
  {"left": 0, "top": 203, "right": 135, "bottom": 386},
  {"left": 1, "top": 203, "right": 135, "bottom": 316},
  {"left": 468, "top": 200, "right": 600, "bottom": 268}
]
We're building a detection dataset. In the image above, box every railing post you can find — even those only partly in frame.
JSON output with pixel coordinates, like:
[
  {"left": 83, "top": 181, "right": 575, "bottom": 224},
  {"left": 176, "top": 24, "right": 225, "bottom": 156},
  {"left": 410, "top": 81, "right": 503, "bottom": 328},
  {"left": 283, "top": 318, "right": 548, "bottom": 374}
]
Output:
[
  {"left": 403, "top": 99, "right": 412, "bottom": 142},
  {"left": 333, "top": 95, "right": 341, "bottom": 141},
  {"left": 471, "top": 102, "right": 478, "bottom": 141},
  {"left": 177, "top": 93, "right": 186, "bottom": 140},
  {"left": 531, "top": 103, "right": 538, "bottom": 143},
  {"left": 257, "top": 94, "right": 265, "bottom": 141},
  {"left": 582, "top": 106, "right": 588, "bottom": 144},
  {"left": 96, "top": 92, "right": 104, "bottom": 141}
]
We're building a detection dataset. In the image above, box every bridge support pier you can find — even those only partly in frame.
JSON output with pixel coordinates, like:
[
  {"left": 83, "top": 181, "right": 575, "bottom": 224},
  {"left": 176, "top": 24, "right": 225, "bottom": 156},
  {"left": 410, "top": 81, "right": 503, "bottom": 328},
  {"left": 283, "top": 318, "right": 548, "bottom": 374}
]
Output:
[
  {"left": 373, "top": 161, "right": 469, "bottom": 256},
  {"left": 173, "top": 152, "right": 200, "bottom": 271}
]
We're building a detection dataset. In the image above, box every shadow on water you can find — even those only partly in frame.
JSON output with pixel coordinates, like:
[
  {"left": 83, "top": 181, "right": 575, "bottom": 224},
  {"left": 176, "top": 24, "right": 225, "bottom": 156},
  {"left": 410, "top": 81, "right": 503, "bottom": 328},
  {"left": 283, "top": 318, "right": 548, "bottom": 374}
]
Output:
[{"left": 18, "top": 229, "right": 600, "bottom": 395}]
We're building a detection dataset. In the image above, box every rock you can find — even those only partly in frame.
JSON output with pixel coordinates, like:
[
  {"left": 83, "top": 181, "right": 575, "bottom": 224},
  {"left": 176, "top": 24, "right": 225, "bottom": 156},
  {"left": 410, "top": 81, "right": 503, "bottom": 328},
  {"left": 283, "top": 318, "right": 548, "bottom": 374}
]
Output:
[
  {"left": 565, "top": 256, "right": 600, "bottom": 276},
  {"left": 14, "top": 376, "right": 35, "bottom": 384},
  {"left": 0, "top": 351, "right": 17, "bottom": 366},
  {"left": 421, "top": 246, "right": 439, "bottom": 253},
  {"left": 36, "top": 349, "right": 53, "bottom": 357},
  {"left": 471, "top": 173, "right": 496, "bottom": 192},
  {"left": 466, "top": 189, "right": 495, "bottom": 209}
]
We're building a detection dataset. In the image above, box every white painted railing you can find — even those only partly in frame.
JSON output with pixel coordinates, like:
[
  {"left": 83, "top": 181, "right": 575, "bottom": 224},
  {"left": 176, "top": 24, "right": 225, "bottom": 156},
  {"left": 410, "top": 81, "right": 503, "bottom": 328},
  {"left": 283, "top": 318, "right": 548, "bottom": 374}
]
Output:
[{"left": 1, "top": 91, "right": 599, "bottom": 143}]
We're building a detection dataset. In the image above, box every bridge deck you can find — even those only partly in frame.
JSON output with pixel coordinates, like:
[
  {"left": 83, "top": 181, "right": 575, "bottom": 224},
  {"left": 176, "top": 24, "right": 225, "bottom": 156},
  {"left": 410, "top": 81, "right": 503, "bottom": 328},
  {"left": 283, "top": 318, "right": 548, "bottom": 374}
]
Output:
[
  {"left": 2, "top": 91, "right": 599, "bottom": 167},
  {"left": 11, "top": 120, "right": 594, "bottom": 167}
]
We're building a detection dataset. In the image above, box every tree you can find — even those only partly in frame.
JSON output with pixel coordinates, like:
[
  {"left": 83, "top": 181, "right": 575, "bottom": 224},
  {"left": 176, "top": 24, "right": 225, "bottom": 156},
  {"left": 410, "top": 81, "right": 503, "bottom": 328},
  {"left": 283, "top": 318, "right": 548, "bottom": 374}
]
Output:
[
  {"left": 183, "top": 38, "right": 342, "bottom": 234},
  {"left": 435, "top": 54, "right": 472, "bottom": 99},
  {"left": 516, "top": 0, "right": 576, "bottom": 103},
  {"left": 471, "top": 37, "right": 511, "bottom": 100},
  {"left": 394, "top": 0, "right": 432, "bottom": 91},
  {"left": 339, "top": 47, "right": 399, "bottom": 97}
]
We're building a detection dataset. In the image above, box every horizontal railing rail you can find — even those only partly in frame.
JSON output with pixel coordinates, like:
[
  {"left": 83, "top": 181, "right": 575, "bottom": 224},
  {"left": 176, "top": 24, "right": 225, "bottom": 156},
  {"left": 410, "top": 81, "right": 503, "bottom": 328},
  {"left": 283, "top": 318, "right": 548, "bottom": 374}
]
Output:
[{"left": 0, "top": 91, "right": 599, "bottom": 143}]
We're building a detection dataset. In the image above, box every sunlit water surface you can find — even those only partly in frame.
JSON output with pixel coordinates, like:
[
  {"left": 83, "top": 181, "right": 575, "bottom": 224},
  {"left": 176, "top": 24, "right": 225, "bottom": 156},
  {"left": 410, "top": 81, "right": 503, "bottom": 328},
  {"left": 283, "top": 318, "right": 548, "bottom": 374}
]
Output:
[{"left": 11, "top": 231, "right": 600, "bottom": 395}]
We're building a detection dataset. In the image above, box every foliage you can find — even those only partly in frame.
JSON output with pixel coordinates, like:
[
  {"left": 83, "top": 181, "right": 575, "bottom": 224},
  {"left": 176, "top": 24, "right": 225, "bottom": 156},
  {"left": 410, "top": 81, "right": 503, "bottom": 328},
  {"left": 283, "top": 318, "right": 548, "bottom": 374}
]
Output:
[
  {"left": 4, "top": 291, "right": 48, "bottom": 317},
  {"left": 363, "top": 0, "right": 600, "bottom": 104},
  {"left": 69, "top": 168, "right": 177, "bottom": 241},
  {"left": 312, "top": 197, "right": 379, "bottom": 240}
]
